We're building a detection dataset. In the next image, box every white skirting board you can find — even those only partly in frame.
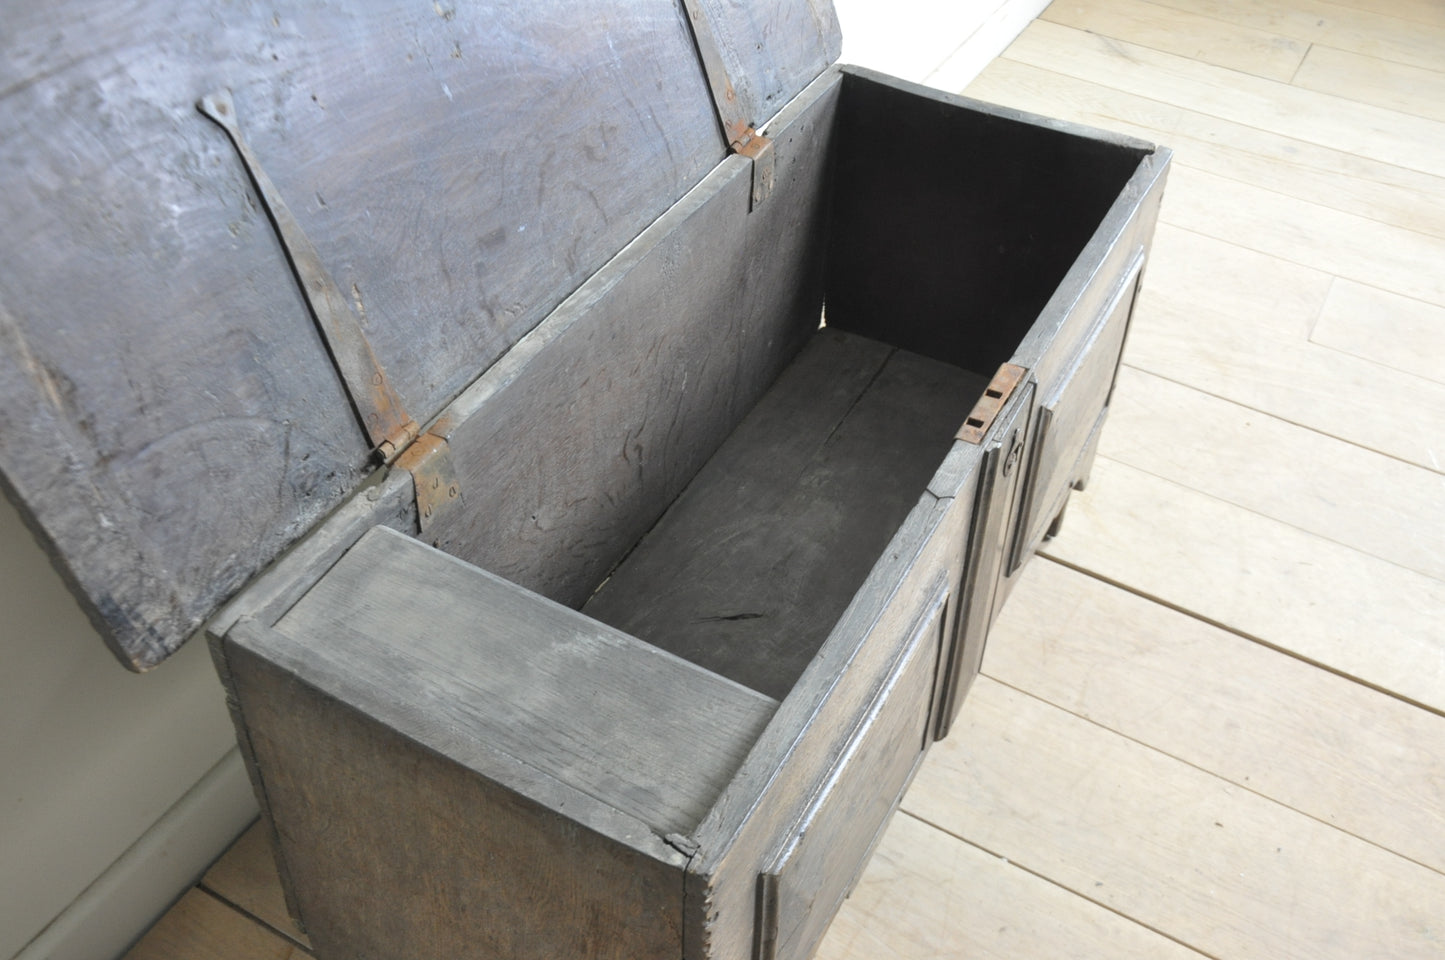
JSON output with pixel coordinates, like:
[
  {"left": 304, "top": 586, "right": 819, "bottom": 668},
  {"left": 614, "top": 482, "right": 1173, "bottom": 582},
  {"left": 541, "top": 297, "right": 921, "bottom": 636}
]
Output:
[
  {"left": 926, "top": 0, "right": 1054, "bottom": 92},
  {"left": 12, "top": 750, "right": 259, "bottom": 960},
  {"left": 834, "top": 0, "right": 1049, "bottom": 90}
]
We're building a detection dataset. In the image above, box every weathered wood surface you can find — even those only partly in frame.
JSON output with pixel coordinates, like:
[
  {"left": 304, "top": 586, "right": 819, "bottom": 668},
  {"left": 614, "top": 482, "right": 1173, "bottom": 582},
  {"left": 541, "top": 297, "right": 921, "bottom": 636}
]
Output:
[
  {"left": 685, "top": 491, "right": 970, "bottom": 960},
  {"left": 0, "top": 0, "right": 731, "bottom": 670},
  {"left": 224, "top": 631, "right": 690, "bottom": 960},
  {"left": 826, "top": 68, "right": 1155, "bottom": 380},
  {"left": 584, "top": 329, "right": 984, "bottom": 700},
  {"left": 269, "top": 526, "right": 776, "bottom": 836},
  {"left": 122, "top": 889, "right": 305, "bottom": 960},
  {"left": 200, "top": 822, "right": 309, "bottom": 949},
  {"left": 430, "top": 72, "right": 840, "bottom": 610},
  {"left": 938, "top": 383, "right": 1033, "bottom": 737},
  {"left": 763, "top": 578, "right": 944, "bottom": 960}
]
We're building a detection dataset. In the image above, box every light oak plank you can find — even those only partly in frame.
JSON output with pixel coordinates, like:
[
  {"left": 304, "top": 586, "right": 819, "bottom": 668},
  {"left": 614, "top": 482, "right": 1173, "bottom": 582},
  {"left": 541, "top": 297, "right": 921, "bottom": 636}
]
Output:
[
  {"left": 986, "top": 560, "right": 1445, "bottom": 874},
  {"left": 907, "top": 677, "right": 1445, "bottom": 960},
  {"left": 1101, "top": 366, "right": 1445, "bottom": 581},
  {"left": 1003, "top": 19, "right": 1445, "bottom": 179},
  {"left": 1139, "top": 0, "right": 1445, "bottom": 72},
  {"left": 1313, "top": 0, "right": 1445, "bottom": 30},
  {"left": 200, "top": 822, "right": 308, "bottom": 948},
  {"left": 1123, "top": 225, "right": 1445, "bottom": 473},
  {"left": 815, "top": 812, "right": 1207, "bottom": 960},
  {"left": 1041, "top": 0, "right": 1308, "bottom": 81},
  {"left": 1041, "top": 457, "right": 1445, "bottom": 712},
  {"left": 122, "top": 890, "right": 306, "bottom": 960},
  {"left": 1161, "top": 165, "right": 1445, "bottom": 310},
  {"left": 1294, "top": 44, "right": 1445, "bottom": 124},
  {"left": 964, "top": 58, "right": 1445, "bottom": 240},
  {"left": 1312, "top": 279, "right": 1445, "bottom": 387}
]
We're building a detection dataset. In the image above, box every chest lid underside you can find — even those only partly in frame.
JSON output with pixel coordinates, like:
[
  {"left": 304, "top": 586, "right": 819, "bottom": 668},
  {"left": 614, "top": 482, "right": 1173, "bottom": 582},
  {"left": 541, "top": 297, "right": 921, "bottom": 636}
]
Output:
[{"left": 0, "top": 0, "right": 841, "bottom": 670}]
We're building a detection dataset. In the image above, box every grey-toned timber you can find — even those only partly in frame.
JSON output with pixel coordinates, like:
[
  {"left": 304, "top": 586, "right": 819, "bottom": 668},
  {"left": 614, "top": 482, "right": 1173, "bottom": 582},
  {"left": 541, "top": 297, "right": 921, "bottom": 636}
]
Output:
[
  {"left": 224, "top": 621, "right": 692, "bottom": 960},
  {"left": 269, "top": 526, "right": 778, "bottom": 836},
  {"left": 0, "top": 0, "right": 839, "bottom": 671},
  {"left": 208, "top": 63, "right": 1170, "bottom": 959},
  {"left": 584, "top": 329, "right": 988, "bottom": 700},
  {"left": 0, "top": 0, "right": 1179, "bottom": 944}
]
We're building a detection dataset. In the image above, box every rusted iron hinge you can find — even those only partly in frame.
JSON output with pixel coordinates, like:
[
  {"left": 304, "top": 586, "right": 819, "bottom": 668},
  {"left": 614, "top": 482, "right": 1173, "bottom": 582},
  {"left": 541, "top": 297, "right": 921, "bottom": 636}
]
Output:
[
  {"left": 680, "top": 0, "right": 775, "bottom": 209},
  {"left": 198, "top": 89, "right": 418, "bottom": 465},
  {"left": 394, "top": 431, "right": 465, "bottom": 535},
  {"left": 956, "top": 363, "right": 1027, "bottom": 444}
]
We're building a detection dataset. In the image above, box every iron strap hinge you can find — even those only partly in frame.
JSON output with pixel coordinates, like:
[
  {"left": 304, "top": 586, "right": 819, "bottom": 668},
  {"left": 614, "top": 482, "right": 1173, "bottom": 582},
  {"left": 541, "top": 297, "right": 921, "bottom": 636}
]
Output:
[
  {"left": 198, "top": 89, "right": 419, "bottom": 466},
  {"left": 394, "top": 431, "right": 465, "bottom": 536},
  {"left": 957, "top": 363, "right": 1028, "bottom": 444},
  {"left": 680, "top": 0, "right": 775, "bottom": 209}
]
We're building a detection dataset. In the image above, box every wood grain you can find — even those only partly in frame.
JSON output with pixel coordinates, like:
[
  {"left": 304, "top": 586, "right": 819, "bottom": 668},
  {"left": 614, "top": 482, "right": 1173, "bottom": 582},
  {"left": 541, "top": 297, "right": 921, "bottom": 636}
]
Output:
[
  {"left": 1123, "top": 223, "right": 1445, "bottom": 473},
  {"left": 816, "top": 813, "right": 1208, "bottom": 960},
  {"left": 1101, "top": 366, "right": 1445, "bottom": 581},
  {"left": 272, "top": 526, "right": 777, "bottom": 836},
  {"left": 584, "top": 330, "right": 982, "bottom": 700},
  {"left": 1142, "top": 0, "right": 1445, "bottom": 69},
  {"left": 965, "top": 57, "right": 1445, "bottom": 241},
  {"left": 1041, "top": 0, "right": 1308, "bottom": 81},
  {"left": 0, "top": 0, "right": 727, "bottom": 670},
  {"left": 122, "top": 890, "right": 305, "bottom": 960},
  {"left": 1003, "top": 19, "right": 1445, "bottom": 179},
  {"left": 1161, "top": 165, "right": 1445, "bottom": 310},
  {"left": 906, "top": 677, "right": 1445, "bottom": 960},
  {"left": 1312, "top": 279, "right": 1445, "bottom": 386},
  {"left": 1041, "top": 457, "right": 1445, "bottom": 713},
  {"left": 986, "top": 559, "right": 1445, "bottom": 874},
  {"left": 1294, "top": 45, "right": 1445, "bottom": 124},
  {"left": 200, "top": 822, "right": 309, "bottom": 948}
]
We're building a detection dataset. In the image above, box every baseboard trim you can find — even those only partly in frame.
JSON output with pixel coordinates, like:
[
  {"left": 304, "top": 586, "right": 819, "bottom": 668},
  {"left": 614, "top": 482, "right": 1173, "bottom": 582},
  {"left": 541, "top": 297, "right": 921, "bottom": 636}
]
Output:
[
  {"left": 925, "top": 0, "right": 1053, "bottom": 92},
  {"left": 13, "top": 748, "right": 258, "bottom": 960}
]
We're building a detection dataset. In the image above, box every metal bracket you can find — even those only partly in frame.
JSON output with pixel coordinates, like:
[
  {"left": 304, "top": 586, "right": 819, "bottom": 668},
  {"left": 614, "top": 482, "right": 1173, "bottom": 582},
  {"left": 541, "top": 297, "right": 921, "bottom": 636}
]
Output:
[
  {"left": 733, "top": 128, "right": 775, "bottom": 209},
  {"left": 198, "top": 89, "right": 418, "bottom": 464},
  {"left": 679, "top": 0, "right": 774, "bottom": 210},
  {"left": 956, "top": 363, "right": 1028, "bottom": 444},
  {"left": 394, "top": 432, "right": 464, "bottom": 535}
]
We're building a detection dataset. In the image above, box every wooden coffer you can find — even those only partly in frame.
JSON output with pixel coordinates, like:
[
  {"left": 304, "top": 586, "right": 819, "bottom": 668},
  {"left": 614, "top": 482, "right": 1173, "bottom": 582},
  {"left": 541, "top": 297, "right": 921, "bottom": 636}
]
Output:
[{"left": 0, "top": 1, "right": 1168, "bottom": 957}]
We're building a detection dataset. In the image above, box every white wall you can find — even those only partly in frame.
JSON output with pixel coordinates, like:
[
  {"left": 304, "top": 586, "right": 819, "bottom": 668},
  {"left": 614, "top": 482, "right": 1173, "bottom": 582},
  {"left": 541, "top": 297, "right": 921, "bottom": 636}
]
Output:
[
  {"left": 833, "top": 0, "right": 1052, "bottom": 91},
  {"left": 0, "top": 493, "right": 250, "bottom": 959}
]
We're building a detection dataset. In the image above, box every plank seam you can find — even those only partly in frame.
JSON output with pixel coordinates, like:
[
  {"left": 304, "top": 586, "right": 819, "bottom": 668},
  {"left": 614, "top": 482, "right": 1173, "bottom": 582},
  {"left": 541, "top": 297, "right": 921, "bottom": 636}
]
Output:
[
  {"left": 892, "top": 809, "right": 1221, "bottom": 959},
  {"left": 1002, "top": 23, "right": 1445, "bottom": 180},
  {"left": 1033, "top": 554, "right": 1445, "bottom": 720},
  {"left": 194, "top": 883, "right": 311, "bottom": 952},
  {"left": 1117, "top": 359, "right": 1445, "bottom": 478},
  {"left": 977, "top": 667, "right": 1445, "bottom": 880}
]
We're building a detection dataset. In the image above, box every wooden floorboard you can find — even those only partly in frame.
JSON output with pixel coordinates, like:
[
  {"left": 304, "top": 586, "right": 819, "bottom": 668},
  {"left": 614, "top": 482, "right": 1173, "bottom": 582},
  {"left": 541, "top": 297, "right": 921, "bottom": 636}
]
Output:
[
  {"left": 1126, "top": 224, "right": 1445, "bottom": 472},
  {"left": 986, "top": 560, "right": 1445, "bottom": 875},
  {"left": 1041, "top": 0, "right": 1309, "bottom": 81},
  {"left": 199, "top": 822, "right": 309, "bottom": 949},
  {"left": 126, "top": 0, "right": 1445, "bottom": 957},
  {"left": 966, "top": 58, "right": 1445, "bottom": 240},
  {"left": 1043, "top": 457, "right": 1445, "bottom": 713},
  {"left": 1005, "top": 19, "right": 1445, "bottom": 178},
  {"left": 905, "top": 678, "right": 1445, "bottom": 960},
  {"left": 1102, "top": 365, "right": 1445, "bottom": 581}
]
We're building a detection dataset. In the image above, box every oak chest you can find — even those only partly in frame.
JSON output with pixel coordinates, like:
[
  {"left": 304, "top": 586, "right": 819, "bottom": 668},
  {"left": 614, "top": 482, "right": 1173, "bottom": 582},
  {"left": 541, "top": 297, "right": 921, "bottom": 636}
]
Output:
[{"left": 0, "top": 1, "right": 1168, "bottom": 957}]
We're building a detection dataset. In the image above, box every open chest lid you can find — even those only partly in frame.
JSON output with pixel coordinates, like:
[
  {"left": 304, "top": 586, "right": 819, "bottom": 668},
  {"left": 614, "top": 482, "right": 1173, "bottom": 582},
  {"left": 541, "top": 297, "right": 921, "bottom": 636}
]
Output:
[{"left": 0, "top": 0, "right": 841, "bottom": 671}]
